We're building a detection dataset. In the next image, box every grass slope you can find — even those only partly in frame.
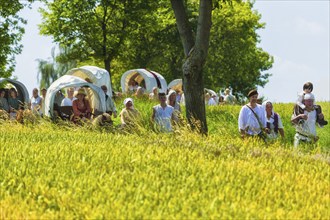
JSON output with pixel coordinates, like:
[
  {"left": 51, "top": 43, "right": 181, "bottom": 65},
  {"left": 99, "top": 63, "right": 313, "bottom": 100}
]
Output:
[{"left": 0, "top": 101, "right": 329, "bottom": 218}]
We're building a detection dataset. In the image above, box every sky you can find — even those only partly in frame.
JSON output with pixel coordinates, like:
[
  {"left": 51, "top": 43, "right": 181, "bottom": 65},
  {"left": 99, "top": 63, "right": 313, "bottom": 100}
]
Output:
[{"left": 13, "top": 0, "right": 329, "bottom": 103}]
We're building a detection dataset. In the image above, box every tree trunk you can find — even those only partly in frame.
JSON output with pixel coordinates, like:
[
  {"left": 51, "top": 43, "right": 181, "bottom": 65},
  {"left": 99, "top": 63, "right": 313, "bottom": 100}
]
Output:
[
  {"left": 182, "top": 49, "right": 207, "bottom": 134},
  {"left": 171, "top": 0, "right": 212, "bottom": 134}
]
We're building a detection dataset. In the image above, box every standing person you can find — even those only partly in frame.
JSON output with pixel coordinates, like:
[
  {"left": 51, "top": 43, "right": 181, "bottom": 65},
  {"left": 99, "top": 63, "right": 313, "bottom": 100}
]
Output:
[
  {"left": 224, "top": 88, "right": 236, "bottom": 105},
  {"left": 101, "top": 85, "right": 117, "bottom": 118},
  {"left": 151, "top": 92, "right": 176, "bottom": 132},
  {"left": 40, "top": 88, "right": 47, "bottom": 116},
  {"left": 297, "top": 82, "right": 327, "bottom": 126},
  {"left": 72, "top": 88, "right": 92, "bottom": 121},
  {"left": 61, "top": 87, "right": 77, "bottom": 106},
  {"left": 29, "top": 88, "right": 42, "bottom": 115},
  {"left": 262, "top": 100, "right": 285, "bottom": 140},
  {"left": 291, "top": 93, "right": 324, "bottom": 147},
  {"left": 0, "top": 88, "right": 9, "bottom": 112},
  {"left": 238, "top": 89, "right": 268, "bottom": 140}
]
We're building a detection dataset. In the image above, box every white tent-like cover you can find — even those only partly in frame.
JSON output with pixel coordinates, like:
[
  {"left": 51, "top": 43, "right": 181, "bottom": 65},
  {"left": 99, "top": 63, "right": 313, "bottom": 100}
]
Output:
[
  {"left": 168, "top": 79, "right": 182, "bottom": 91},
  {"left": 66, "top": 65, "right": 113, "bottom": 97},
  {"left": 44, "top": 75, "right": 106, "bottom": 118},
  {"left": 0, "top": 78, "right": 29, "bottom": 104},
  {"left": 120, "top": 69, "right": 167, "bottom": 94}
]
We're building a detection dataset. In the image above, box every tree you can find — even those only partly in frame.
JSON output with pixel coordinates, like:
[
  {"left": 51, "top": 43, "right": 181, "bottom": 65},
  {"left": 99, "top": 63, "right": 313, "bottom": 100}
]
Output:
[
  {"left": 205, "top": 1, "right": 273, "bottom": 97},
  {"left": 37, "top": 45, "right": 76, "bottom": 89},
  {"left": 0, "top": 0, "right": 33, "bottom": 78},
  {"left": 171, "top": 0, "right": 213, "bottom": 134},
  {"left": 39, "top": 0, "right": 156, "bottom": 77}
]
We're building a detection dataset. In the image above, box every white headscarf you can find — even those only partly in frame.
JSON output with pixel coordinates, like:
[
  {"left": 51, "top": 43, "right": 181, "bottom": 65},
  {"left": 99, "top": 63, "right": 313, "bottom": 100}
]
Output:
[
  {"left": 123, "top": 98, "right": 134, "bottom": 109},
  {"left": 262, "top": 100, "right": 274, "bottom": 116}
]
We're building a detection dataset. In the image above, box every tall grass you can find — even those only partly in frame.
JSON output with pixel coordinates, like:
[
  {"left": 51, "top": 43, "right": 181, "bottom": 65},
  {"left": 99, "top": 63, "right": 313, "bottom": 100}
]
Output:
[{"left": 0, "top": 100, "right": 329, "bottom": 218}]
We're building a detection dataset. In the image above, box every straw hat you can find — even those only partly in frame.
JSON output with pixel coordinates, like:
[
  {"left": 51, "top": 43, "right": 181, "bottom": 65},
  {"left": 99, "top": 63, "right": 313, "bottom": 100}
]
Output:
[{"left": 76, "top": 88, "right": 86, "bottom": 97}]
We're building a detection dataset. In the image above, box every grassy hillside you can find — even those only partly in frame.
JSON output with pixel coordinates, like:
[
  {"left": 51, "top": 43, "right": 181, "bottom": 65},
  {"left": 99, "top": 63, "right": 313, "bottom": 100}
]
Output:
[{"left": 0, "top": 101, "right": 329, "bottom": 218}]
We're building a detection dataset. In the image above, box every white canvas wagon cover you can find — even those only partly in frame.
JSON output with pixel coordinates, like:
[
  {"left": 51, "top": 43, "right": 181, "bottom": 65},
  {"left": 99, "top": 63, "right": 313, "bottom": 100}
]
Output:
[
  {"left": 44, "top": 75, "right": 106, "bottom": 118},
  {"left": 120, "top": 69, "right": 167, "bottom": 93},
  {"left": 0, "top": 78, "right": 29, "bottom": 104},
  {"left": 66, "top": 65, "right": 113, "bottom": 97},
  {"left": 168, "top": 79, "right": 182, "bottom": 91}
]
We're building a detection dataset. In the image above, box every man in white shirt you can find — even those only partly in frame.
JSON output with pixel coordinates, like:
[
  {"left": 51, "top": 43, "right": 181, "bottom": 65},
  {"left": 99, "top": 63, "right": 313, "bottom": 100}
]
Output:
[
  {"left": 238, "top": 89, "right": 268, "bottom": 140},
  {"left": 29, "top": 88, "right": 42, "bottom": 115},
  {"left": 291, "top": 93, "right": 324, "bottom": 147},
  {"left": 61, "top": 87, "right": 77, "bottom": 106}
]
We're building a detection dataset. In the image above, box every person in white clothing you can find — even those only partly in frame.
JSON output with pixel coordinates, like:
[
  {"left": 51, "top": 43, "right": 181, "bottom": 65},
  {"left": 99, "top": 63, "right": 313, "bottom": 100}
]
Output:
[
  {"left": 29, "top": 88, "right": 42, "bottom": 115},
  {"left": 152, "top": 92, "right": 176, "bottom": 132},
  {"left": 149, "top": 87, "right": 158, "bottom": 100},
  {"left": 262, "top": 100, "right": 285, "bottom": 140},
  {"left": 296, "top": 82, "right": 327, "bottom": 126},
  {"left": 238, "top": 89, "right": 268, "bottom": 140},
  {"left": 40, "top": 88, "right": 47, "bottom": 116},
  {"left": 291, "top": 93, "right": 324, "bottom": 147},
  {"left": 61, "top": 87, "right": 77, "bottom": 106},
  {"left": 224, "top": 88, "right": 236, "bottom": 105}
]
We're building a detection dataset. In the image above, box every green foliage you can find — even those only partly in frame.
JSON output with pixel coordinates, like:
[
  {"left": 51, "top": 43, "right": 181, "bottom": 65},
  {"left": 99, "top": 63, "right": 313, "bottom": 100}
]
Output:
[
  {"left": 0, "top": 0, "right": 34, "bottom": 77},
  {"left": 205, "top": 0, "right": 273, "bottom": 96},
  {"left": 39, "top": 0, "right": 272, "bottom": 95},
  {"left": 0, "top": 101, "right": 329, "bottom": 218},
  {"left": 37, "top": 45, "right": 77, "bottom": 89}
]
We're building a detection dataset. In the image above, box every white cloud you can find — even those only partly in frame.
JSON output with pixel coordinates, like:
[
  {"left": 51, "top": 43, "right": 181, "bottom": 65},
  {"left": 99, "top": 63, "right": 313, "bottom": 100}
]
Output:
[
  {"left": 258, "top": 55, "right": 327, "bottom": 103},
  {"left": 292, "top": 17, "right": 326, "bottom": 36}
]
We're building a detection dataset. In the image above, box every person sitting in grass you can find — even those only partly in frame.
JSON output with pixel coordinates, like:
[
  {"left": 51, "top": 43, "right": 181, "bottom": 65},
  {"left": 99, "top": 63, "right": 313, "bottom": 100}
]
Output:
[
  {"left": 291, "top": 93, "right": 324, "bottom": 147},
  {"left": 120, "top": 97, "right": 140, "bottom": 129},
  {"left": 262, "top": 100, "right": 285, "bottom": 140},
  {"left": 8, "top": 88, "right": 21, "bottom": 119},
  {"left": 167, "top": 89, "right": 181, "bottom": 112},
  {"left": 72, "top": 88, "right": 91, "bottom": 122},
  {"left": 238, "top": 89, "right": 268, "bottom": 140},
  {"left": 152, "top": 92, "right": 177, "bottom": 132},
  {"left": 0, "top": 88, "right": 9, "bottom": 113},
  {"left": 149, "top": 87, "right": 159, "bottom": 100}
]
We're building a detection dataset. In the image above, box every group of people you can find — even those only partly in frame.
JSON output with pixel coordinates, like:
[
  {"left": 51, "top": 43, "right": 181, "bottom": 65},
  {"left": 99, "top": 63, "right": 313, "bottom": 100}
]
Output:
[
  {"left": 1, "top": 81, "right": 327, "bottom": 147},
  {"left": 0, "top": 87, "right": 25, "bottom": 119},
  {"left": 239, "top": 82, "right": 327, "bottom": 147}
]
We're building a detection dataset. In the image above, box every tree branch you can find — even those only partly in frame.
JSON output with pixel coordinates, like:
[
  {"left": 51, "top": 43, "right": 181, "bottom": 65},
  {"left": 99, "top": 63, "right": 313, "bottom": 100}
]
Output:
[{"left": 170, "top": 0, "right": 195, "bottom": 57}]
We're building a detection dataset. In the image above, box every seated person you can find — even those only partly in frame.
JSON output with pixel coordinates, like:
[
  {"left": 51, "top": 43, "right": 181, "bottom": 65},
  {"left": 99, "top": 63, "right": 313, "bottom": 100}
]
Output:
[
  {"left": 120, "top": 98, "right": 140, "bottom": 129},
  {"left": 134, "top": 86, "right": 145, "bottom": 98},
  {"left": 61, "top": 87, "right": 77, "bottom": 106},
  {"left": 8, "top": 88, "right": 21, "bottom": 119},
  {"left": 0, "top": 88, "right": 9, "bottom": 112},
  {"left": 72, "top": 88, "right": 92, "bottom": 121},
  {"left": 149, "top": 87, "right": 158, "bottom": 100}
]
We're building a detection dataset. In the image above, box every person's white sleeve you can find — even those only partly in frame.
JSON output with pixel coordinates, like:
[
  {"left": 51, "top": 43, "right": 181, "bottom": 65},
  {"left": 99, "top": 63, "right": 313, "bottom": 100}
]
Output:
[{"left": 238, "top": 107, "right": 245, "bottom": 131}]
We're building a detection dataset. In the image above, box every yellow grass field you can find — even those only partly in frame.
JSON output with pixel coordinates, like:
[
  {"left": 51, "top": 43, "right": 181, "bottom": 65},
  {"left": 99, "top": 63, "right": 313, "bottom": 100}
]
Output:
[{"left": 1, "top": 101, "right": 329, "bottom": 218}]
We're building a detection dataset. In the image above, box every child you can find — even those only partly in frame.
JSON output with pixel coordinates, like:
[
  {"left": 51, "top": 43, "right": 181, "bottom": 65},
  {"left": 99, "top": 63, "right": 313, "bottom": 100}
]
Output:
[{"left": 296, "top": 82, "right": 327, "bottom": 126}]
